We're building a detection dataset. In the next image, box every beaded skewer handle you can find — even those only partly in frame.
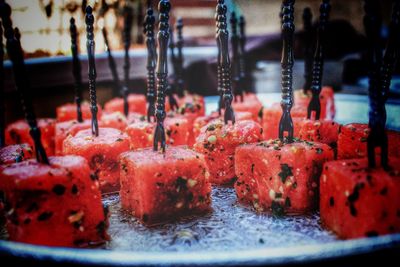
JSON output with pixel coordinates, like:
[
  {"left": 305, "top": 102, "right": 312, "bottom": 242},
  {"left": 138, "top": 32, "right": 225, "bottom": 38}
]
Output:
[
  {"left": 215, "top": 1, "right": 225, "bottom": 115},
  {"left": 302, "top": 7, "right": 313, "bottom": 94},
  {"left": 137, "top": 0, "right": 144, "bottom": 44},
  {"left": 278, "top": 0, "right": 295, "bottom": 143},
  {"left": 217, "top": 0, "right": 235, "bottom": 124},
  {"left": 0, "top": 21, "right": 5, "bottom": 148},
  {"left": 85, "top": 6, "right": 99, "bottom": 137},
  {"left": 70, "top": 17, "right": 83, "bottom": 123},
  {"left": 230, "top": 11, "right": 241, "bottom": 102},
  {"left": 123, "top": 4, "right": 134, "bottom": 116},
  {"left": 153, "top": 0, "right": 171, "bottom": 152},
  {"left": 176, "top": 18, "right": 185, "bottom": 98},
  {"left": 239, "top": 15, "right": 247, "bottom": 96},
  {"left": 144, "top": 4, "right": 157, "bottom": 122},
  {"left": 307, "top": 0, "right": 330, "bottom": 120},
  {"left": 1, "top": 0, "right": 48, "bottom": 163}
]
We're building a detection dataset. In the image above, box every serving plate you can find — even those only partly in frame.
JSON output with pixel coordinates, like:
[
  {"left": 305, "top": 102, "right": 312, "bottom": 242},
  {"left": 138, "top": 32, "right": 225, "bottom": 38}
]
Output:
[{"left": 1, "top": 93, "right": 400, "bottom": 266}]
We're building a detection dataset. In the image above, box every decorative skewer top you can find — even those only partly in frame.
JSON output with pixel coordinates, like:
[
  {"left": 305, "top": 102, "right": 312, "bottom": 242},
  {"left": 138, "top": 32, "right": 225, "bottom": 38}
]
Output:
[
  {"left": 144, "top": 3, "right": 157, "bottom": 122},
  {"left": 230, "top": 11, "right": 241, "bottom": 101},
  {"left": 123, "top": 4, "right": 133, "bottom": 87},
  {"left": 216, "top": 0, "right": 235, "bottom": 124},
  {"left": 153, "top": 0, "right": 171, "bottom": 152},
  {"left": 85, "top": 5, "right": 99, "bottom": 137},
  {"left": 307, "top": 0, "right": 330, "bottom": 120},
  {"left": 238, "top": 15, "right": 247, "bottom": 98},
  {"left": 279, "top": 0, "right": 295, "bottom": 143},
  {"left": 302, "top": 7, "right": 313, "bottom": 93},
  {"left": 70, "top": 17, "right": 83, "bottom": 122},
  {"left": 176, "top": 17, "right": 185, "bottom": 97},
  {"left": 0, "top": 0, "right": 48, "bottom": 164}
]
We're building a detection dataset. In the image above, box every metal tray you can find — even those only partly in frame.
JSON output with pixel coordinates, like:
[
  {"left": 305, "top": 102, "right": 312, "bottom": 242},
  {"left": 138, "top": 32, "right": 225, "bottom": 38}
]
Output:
[{"left": 1, "top": 93, "right": 400, "bottom": 266}]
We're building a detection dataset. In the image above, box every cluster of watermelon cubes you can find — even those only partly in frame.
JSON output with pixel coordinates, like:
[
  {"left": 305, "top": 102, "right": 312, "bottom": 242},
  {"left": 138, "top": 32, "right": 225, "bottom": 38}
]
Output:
[
  {"left": 104, "top": 94, "right": 147, "bottom": 115},
  {"left": 194, "top": 119, "right": 263, "bottom": 184},
  {"left": 5, "top": 119, "right": 56, "bottom": 156},
  {"left": 120, "top": 146, "right": 211, "bottom": 224},
  {"left": 0, "top": 155, "right": 108, "bottom": 247},
  {"left": 320, "top": 157, "right": 400, "bottom": 239},
  {"left": 235, "top": 139, "right": 334, "bottom": 214},
  {"left": 63, "top": 128, "right": 130, "bottom": 192}
]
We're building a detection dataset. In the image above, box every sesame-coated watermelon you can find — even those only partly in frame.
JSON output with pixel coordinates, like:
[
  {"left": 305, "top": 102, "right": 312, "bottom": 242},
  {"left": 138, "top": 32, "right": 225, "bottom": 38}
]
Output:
[
  {"left": 194, "top": 119, "right": 263, "bottom": 185},
  {"left": 100, "top": 112, "right": 128, "bottom": 131},
  {"left": 120, "top": 146, "right": 211, "bottom": 224},
  {"left": 125, "top": 117, "right": 190, "bottom": 149},
  {"left": 104, "top": 94, "right": 147, "bottom": 115},
  {"left": 0, "top": 155, "right": 108, "bottom": 247},
  {"left": 320, "top": 158, "right": 400, "bottom": 239},
  {"left": 54, "top": 120, "right": 92, "bottom": 155},
  {"left": 0, "top": 144, "right": 33, "bottom": 165},
  {"left": 56, "top": 102, "right": 102, "bottom": 122},
  {"left": 6, "top": 119, "right": 55, "bottom": 156},
  {"left": 337, "top": 123, "right": 400, "bottom": 160},
  {"left": 294, "top": 119, "right": 340, "bottom": 147},
  {"left": 235, "top": 139, "right": 334, "bottom": 214},
  {"left": 294, "top": 86, "right": 336, "bottom": 120},
  {"left": 63, "top": 128, "right": 130, "bottom": 192}
]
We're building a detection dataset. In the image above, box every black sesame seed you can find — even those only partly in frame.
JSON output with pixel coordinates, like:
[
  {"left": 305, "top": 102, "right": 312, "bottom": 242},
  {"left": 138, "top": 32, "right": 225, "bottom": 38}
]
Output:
[
  {"left": 71, "top": 184, "right": 79, "bottom": 195},
  {"left": 365, "top": 231, "right": 378, "bottom": 237},
  {"left": 379, "top": 187, "right": 388, "bottom": 196},
  {"left": 37, "top": 211, "right": 53, "bottom": 221},
  {"left": 52, "top": 184, "right": 66, "bottom": 196},
  {"left": 329, "top": 197, "right": 334, "bottom": 207},
  {"left": 23, "top": 218, "right": 31, "bottom": 225}
]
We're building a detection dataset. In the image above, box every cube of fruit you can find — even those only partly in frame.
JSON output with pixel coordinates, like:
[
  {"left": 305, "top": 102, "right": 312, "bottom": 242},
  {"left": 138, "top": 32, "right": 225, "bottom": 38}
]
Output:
[
  {"left": 320, "top": 158, "right": 400, "bottom": 239},
  {"left": 294, "top": 86, "right": 336, "bottom": 120},
  {"left": 194, "top": 119, "right": 263, "bottom": 184},
  {"left": 127, "top": 112, "right": 146, "bottom": 124},
  {"left": 235, "top": 139, "right": 334, "bottom": 214},
  {"left": 232, "top": 96, "right": 263, "bottom": 122},
  {"left": 337, "top": 123, "right": 400, "bottom": 159},
  {"left": 104, "top": 94, "right": 147, "bottom": 115},
  {"left": 126, "top": 117, "right": 190, "bottom": 149},
  {"left": 262, "top": 103, "right": 307, "bottom": 140},
  {"left": 56, "top": 102, "right": 102, "bottom": 122},
  {"left": 0, "top": 155, "right": 108, "bottom": 247},
  {"left": 120, "top": 146, "right": 211, "bottom": 224},
  {"left": 0, "top": 144, "right": 33, "bottom": 165},
  {"left": 63, "top": 128, "right": 130, "bottom": 192},
  {"left": 6, "top": 119, "right": 55, "bottom": 156},
  {"left": 100, "top": 112, "right": 128, "bottom": 131},
  {"left": 54, "top": 120, "right": 92, "bottom": 155},
  {"left": 294, "top": 119, "right": 340, "bottom": 147}
]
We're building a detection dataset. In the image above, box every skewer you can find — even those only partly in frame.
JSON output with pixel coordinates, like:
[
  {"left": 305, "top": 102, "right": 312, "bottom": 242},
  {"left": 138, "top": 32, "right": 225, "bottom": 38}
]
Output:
[
  {"left": 217, "top": 0, "right": 235, "bottom": 124},
  {"left": 123, "top": 4, "right": 134, "bottom": 116},
  {"left": 0, "top": 21, "right": 5, "bottom": 148},
  {"left": 238, "top": 15, "right": 247, "bottom": 95},
  {"left": 215, "top": 1, "right": 225, "bottom": 115},
  {"left": 167, "top": 24, "right": 179, "bottom": 111},
  {"left": 70, "top": 17, "right": 83, "bottom": 122},
  {"left": 302, "top": 7, "right": 313, "bottom": 94},
  {"left": 307, "top": 0, "right": 330, "bottom": 120},
  {"left": 176, "top": 17, "right": 184, "bottom": 98},
  {"left": 144, "top": 3, "right": 157, "bottom": 122},
  {"left": 85, "top": 5, "right": 99, "bottom": 137},
  {"left": 137, "top": 0, "right": 144, "bottom": 44},
  {"left": 230, "top": 11, "right": 241, "bottom": 102},
  {"left": 0, "top": 0, "right": 49, "bottom": 164},
  {"left": 153, "top": 0, "right": 171, "bottom": 152},
  {"left": 278, "top": 0, "right": 295, "bottom": 143}
]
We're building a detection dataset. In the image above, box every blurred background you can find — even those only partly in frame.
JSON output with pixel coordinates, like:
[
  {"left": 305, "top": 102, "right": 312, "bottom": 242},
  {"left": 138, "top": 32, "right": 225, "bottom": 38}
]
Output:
[{"left": 3, "top": 0, "right": 400, "bottom": 122}]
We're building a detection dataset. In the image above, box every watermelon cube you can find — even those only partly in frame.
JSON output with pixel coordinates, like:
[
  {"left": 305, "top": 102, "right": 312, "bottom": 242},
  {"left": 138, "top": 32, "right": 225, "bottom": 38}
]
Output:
[
  {"left": 125, "top": 117, "right": 190, "bottom": 150},
  {"left": 54, "top": 120, "right": 92, "bottom": 155},
  {"left": 6, "top": 119, "right": 55, "bottom": 156},
  {"left": 56, "top": 102, "right": 102, "bottom": 122},
  {"left": 104, "top": 94, "right": 147, "bottom": 115},
  {"left": 235, "top": 139, "right": 334, "bottom": 214},
  {"left": 194, "top": 119, "right": 263, "bottom": 185},
  {"left": 63, "top": 128, "right": 130, "bottom": 192},
  {"left": 0, "top": 144, "right": 33, "bottom": 165},
  {"left": 0, "top": 155, "right": 108, "bottom": 247},
  {"left": 232, "top": 96, "right": 263, "bottom": 122},
  {"left": 294, "top": 86, "right": 336, "bottom": 120},
  {"left": 100, "top": 112, "right": 128, "bottom": 131},
  {"left": 294, "top": 119, "right": 341, "bottom": 147},
  {"left": 320, "top": 158, "right": 400, "bottom": 239},
  {"left": 120, "top": 146, "right": 211, "bottom": 224},
  {"left": 337, "top": 123, "right": 400, "bottom": 159}
]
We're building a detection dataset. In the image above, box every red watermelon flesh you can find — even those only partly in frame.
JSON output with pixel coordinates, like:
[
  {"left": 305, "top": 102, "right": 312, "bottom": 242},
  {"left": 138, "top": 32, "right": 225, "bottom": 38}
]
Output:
[
  {"left": 125, "top": 117, "right": 190, "bottom": 149},
  {"left": 100, "top": 112, "right": 128, "bottom": 131},
  {"left": 127, "top": 112, "right": 146, "bottom": 124},
  {"left": 235, "top": 139, "right": 334, "bottom": 214},
  {"left": 0, "top": 144, "right": 34, "bottom": 165},
  {"left": 56, "top": 102, "right": 102, "bottom": 122},
  {"left": 294, "top": 119, "right": 340, "bottom": 147},
  {"left": 0, "top": 155, "right": 108, "bottom": 247},
  {"left": 337, "top": 123, "right": 400, "bottom": 160},
  {"left": 55, "top": 120, "right": 92, "bottom": 155},
  {"left": 232, "top": 96, "right": 263, "bottom": 122},
  {"left": 294, "top": 86, "right": 335, "bottom": 120},
  {"left": 262, "top": 103, "right": 307, "bottom": 140},
  {"left": 194, "top": 119, "right": 263, "bottom": 185},
  {"left": 120, "top": 146, "right": 211, "bottom": 224},
  {"left": 63, "top": 128, "right": 130, "bottom": 192},
  {"left": 320, "top": 157, "right": 400, "bottom": 239},
  {"left": 6, "top": 119, "right": 56, "bottom": 156},
  {"left": 104, "top": 94, "right": 147, "bottom": 115}
]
